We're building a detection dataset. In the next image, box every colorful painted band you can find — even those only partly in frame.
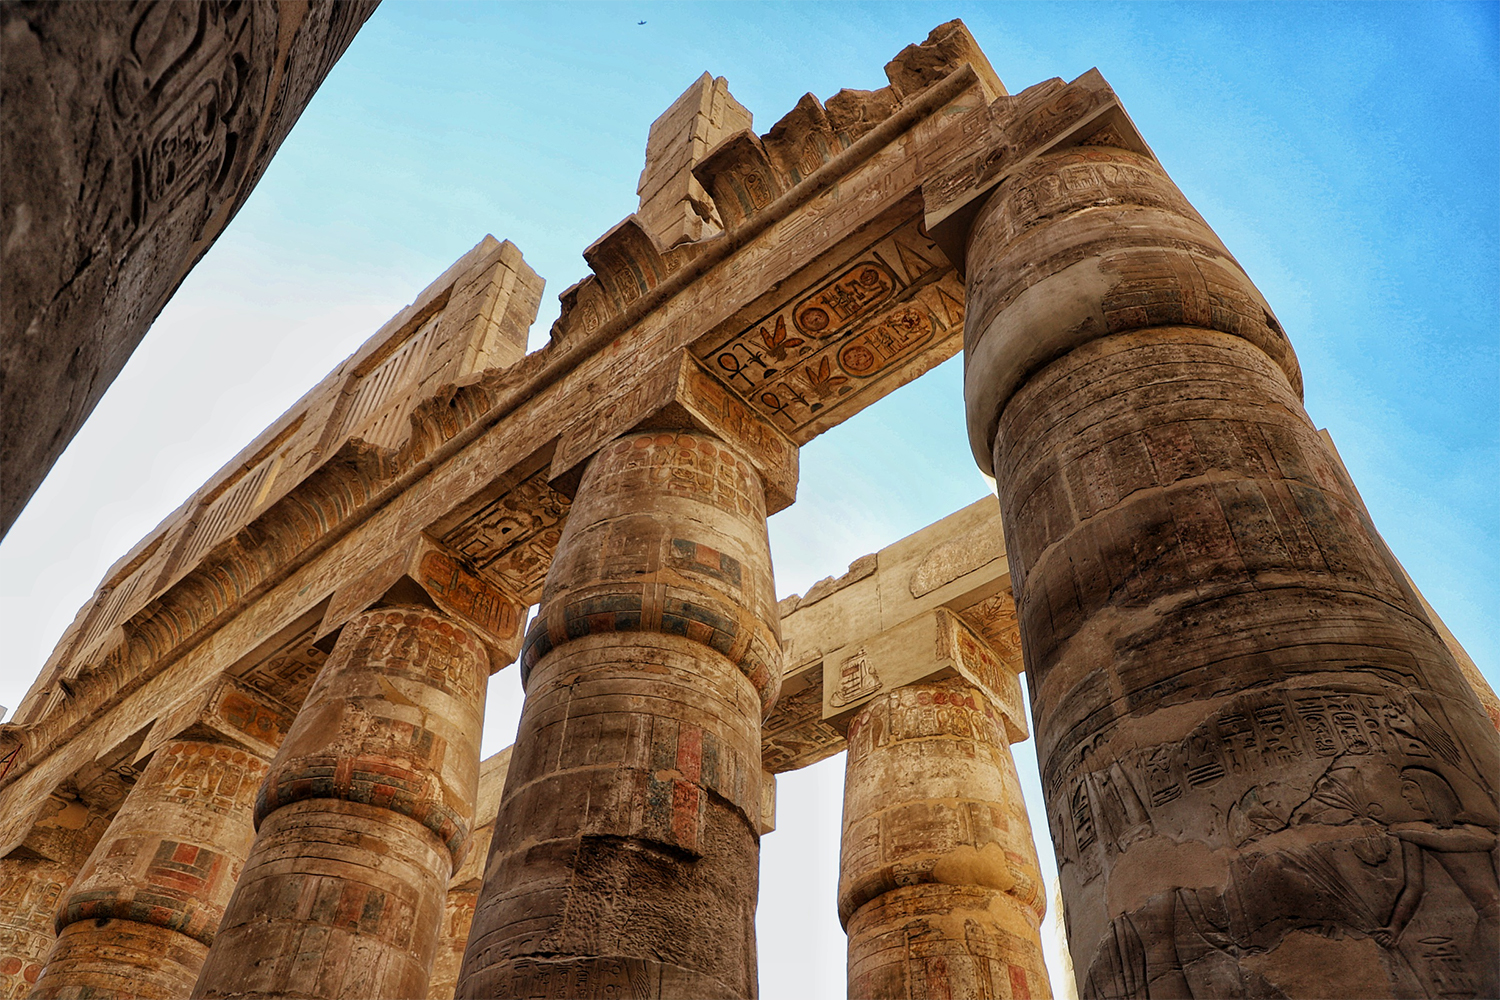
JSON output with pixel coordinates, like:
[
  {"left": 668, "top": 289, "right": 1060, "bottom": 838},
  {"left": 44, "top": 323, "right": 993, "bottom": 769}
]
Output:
[
  {"left": 255, "top": 755, "right": 471, "bottom": 867},
  {"left": 520, "top": 586, "right": 777, "bottom": 713}
]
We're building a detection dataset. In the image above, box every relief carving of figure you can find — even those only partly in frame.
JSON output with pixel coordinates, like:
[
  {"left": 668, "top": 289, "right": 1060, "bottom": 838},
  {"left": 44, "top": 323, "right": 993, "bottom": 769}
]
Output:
[{"left": 1371, "top": 768, "right": 1499, "bottom": 999}]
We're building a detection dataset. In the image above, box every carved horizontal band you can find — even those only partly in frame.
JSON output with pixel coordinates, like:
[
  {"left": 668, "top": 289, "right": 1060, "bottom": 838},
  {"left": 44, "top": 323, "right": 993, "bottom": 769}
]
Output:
[
  {"left": 521, "top": 585, "right": 778, "bottom": 714},
  {"left": 255, "top": 754, "right": 470, "bottom": 867},
  {"left": 57, "top": 840, "right": 231, "bottom": 945}
]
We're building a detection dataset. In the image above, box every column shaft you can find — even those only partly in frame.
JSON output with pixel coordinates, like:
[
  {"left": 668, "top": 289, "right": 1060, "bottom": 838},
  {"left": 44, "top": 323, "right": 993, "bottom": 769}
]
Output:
[
  {"left": 29, "top": 740, "right": 267, "bottom": 999},
  {"left": 963, "top": 145, "right": 1500, "bottom": 998},
  {"left": 457, "top": 429, "right": 781, "bottom": 1000},
  {"left": 841, "top": 679, "right": 1050, "bottom": 999},
  {"left": 0, "top": 857, "right": 70, "bottom": 998},
  {"left": 195, "top": 605, "right": 488, "bottom": 1000}
]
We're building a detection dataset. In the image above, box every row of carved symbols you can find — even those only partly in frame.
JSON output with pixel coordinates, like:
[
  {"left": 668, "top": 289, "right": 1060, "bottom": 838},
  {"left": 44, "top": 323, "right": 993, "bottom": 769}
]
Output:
[
  {"left": 737, "top": 276, "right": 961, "bottom": 433},
  {"left": 1051, "top": 685, "right": 1478, "bottom": 880},
  {"left": 442, "top": 472, "right": 570, "bottom": 574}
]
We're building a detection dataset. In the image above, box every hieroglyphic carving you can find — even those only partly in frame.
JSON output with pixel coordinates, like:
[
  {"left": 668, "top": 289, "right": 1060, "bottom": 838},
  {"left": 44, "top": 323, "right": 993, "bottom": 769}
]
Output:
[
  {"left": 440, "top": 469, "right": 571, "bottom": 604},
  {"left": 2, "top": 1, "right": 378, "bottom": 535},
  {"left": 1048, "top": 681, "right": 1500, "bottom": 1000},
  {"left": 760, "top": 670, "right": 843, "bottom": 774},
  {"left": 691, "top": 215, "right": 963, "bottom": 442},
  {"left": 417, "top": 549, "right": 525, "bottom": 652},
  {"left": 232, "top": 627, "right": 327, "bottom": 710},
  {"left": 550, "top": 353, "right": 798, "bottom": 513},
  {"left": 828, "top": 648, "right": 881, "bottom": 709},
  {"left": 958, "top": 589, "right": 1023, "bottom": 668}
]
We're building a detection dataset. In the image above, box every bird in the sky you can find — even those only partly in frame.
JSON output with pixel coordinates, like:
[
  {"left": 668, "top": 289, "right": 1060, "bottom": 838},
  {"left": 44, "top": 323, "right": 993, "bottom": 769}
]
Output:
[{"left": 638, "top": 20, "right": 647, "bottom": 25}]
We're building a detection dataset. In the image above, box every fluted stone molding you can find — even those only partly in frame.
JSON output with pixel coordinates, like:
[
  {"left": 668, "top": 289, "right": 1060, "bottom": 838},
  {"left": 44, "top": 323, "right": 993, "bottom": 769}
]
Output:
[
  {"left": 457, "top": 429, "right": 781, "bottom": 1000},
  {"left": 28, "top": 740, "right": 268, "bottom": 999},
  {"left": 840, "top": 679, "right": 1050, "bottom": 999},
  {"left": 963, "top": 144, "right": 1500, "bottom": 998},
  {"left": 195, "top": 606, "right": 488, "bottom": 1000}
]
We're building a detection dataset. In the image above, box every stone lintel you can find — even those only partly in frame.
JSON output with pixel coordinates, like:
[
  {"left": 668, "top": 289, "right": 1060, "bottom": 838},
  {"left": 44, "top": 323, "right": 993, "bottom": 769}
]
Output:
[
  {"left": 549, "top": 352, "right": 799, "bottom": 514},
  {"left": 921, "top": 70, "right": 1154, "bottom": 275},
  {"left": 136, "top": 675, "right": 295, "bottom": 763},
  {"left": 821, "top": 609, "right": 1026, "bottom": 742},
  {"left": 764, "top": 497, "right": 1025, "bottom": 774},
  {"left": 319, "top": 537, "right": 528, "bottom": 670}
]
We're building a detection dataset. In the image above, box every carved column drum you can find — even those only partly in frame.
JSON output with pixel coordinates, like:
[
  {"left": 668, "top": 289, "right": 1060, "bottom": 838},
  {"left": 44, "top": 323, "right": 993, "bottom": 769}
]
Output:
[
  {"left": 840, "top": 679, "right": 1050, "bottom": 1000},
  {"left": 963, "top": 145, "right": 1500, "bottom": 999},
  {"left": 0, "top": 857, "right": 72, "bottom": 999},
  {"left": 457, "top": 429, "right": 781, "bottom": 1000},
  {"left": 25, "top": 741, "right": 266, "bottom": 999},
  {"left": 194, "top": 606, "right": 488, "bottom": 1000}
]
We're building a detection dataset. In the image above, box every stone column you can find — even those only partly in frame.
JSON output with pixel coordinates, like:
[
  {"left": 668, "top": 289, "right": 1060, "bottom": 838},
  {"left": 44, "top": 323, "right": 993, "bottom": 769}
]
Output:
[
  {"left": 840, "top": 679, "right": 1050, "bottom": 1000},
  {"left": 457, "top": 429, "right": 781, "bottom": 1000},
  {"left": 963, "top": 145, "right": 1500, "bottom": 998},
  {"left": 427, "top": 747, "right": 512, "bottom": 1000},
  {"left": 0, "top": 786, "right": 114, "bottom": 1000},
  {"left": 194, "top": 605, "right": 488, "bottom": 1000},
  {"left": 29, "top": 741, "right": 270, "bottom": 999},
  {"left": 0, "top": 857, "right": 70, "bottom": 999}
]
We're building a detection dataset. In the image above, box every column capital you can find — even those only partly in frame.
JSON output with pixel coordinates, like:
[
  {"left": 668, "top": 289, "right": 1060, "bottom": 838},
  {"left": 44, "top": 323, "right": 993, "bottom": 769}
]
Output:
[
  {"left": 821, "top": 607, "right": 1027, "bottom": 743},
  {"left": 319, "top": 536, "right": 528, "bottom": 670},
  {"left": 522, "top": 427, "right": 782, "bottom": 716},
  {"left": 548, "top": 351, "right": 799, "bottom": 514}
]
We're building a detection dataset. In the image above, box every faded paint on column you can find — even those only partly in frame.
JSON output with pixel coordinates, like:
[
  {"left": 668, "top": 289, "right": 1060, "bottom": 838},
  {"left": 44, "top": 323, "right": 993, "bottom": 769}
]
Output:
[
  {"left": 457, "top": 429, "right": 781, "bottom": 1000},
  {"left": 841, "top": 679, "right": 1050, "bottom": 999},
  {"left": 195, "top": 606, "right": 488, "bottom": 1000},
  {"left": 30, "top": 740, "right": 267, "bottom": 999},
  {"left": 963, "top": 145, "right": 1500, "bottom": 998}
]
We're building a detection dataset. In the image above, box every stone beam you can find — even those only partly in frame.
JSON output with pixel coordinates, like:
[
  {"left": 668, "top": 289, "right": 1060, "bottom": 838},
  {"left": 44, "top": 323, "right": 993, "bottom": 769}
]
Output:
[
  {"left": 0, "top": 22, "right": 1037, "bottom": 794},
  {"left": 763, "top": 495, "right": 1019, "bottom": 773},
  {"left": 1, "top": 0, "right": 379, "bottom": 537},
  {"left": 0, "top": 236, "right": 543, "bottom": 834}
]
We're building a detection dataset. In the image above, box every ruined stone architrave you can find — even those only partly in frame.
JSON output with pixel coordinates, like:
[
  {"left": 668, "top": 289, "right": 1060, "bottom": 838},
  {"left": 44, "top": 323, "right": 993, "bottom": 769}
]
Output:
[
  {"left": 0, "top": 1, "right": 380, "bottom": 538},
  {"left": 3, "top": 19, "right": 1496, "bottom": 1000}
]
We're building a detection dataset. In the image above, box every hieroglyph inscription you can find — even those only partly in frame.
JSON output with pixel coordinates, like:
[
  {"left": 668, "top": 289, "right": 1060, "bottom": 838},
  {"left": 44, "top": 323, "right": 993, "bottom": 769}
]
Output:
[
  {"left": 1052, "top": 680, "right": 1500, "bottom": 1000},
  {"left": 692, "top": 216, "right": 963, "bottom": 439},
  {"left": 441, "top": 471, "right": 571, "bottom": 603}
]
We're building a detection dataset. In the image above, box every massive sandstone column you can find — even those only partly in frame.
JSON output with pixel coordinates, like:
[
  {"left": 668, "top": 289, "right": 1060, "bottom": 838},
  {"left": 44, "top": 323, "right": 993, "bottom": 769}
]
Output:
[
  {"left": 840, "top": 679, "right": 1050, "bottom": 1000},
  {"left": 0, "top": 783, "right": 114, "bottom": 999},
  {"left": 962, "top": 145, "right": 1500, "bottom": 997},
  {"left": 30, "top": 742, "right": 270, "bottom": 999},
  {"left": 195, "top": 605, "right": 488, "bottom": 999},
  {"left": 457, "top": 429, "right": 781, "bottom": 999}
]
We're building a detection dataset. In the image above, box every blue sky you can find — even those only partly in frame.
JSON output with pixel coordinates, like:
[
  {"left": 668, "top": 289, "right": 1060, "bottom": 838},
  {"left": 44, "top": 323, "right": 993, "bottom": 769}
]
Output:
[{"left": 2, "top": 3, "right": 1495, "bottom": 996}]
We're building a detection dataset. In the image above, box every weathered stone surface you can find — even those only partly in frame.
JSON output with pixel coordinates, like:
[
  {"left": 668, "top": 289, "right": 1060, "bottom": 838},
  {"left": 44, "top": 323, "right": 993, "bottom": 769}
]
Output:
[
  {"left": 841, "top": 679, "right": 1050, "bottom": 999},
  {"left": 33, "top": 921, "right": 207, "bottom": 1000},
  {"left": 458, "top": 430, "right": 780, "bottom": 999},
  {"left": 0, "top": 19, "right": 994, "bottom": 827},
  {"left": 0, "top": 772, "right": 122, "bottom": 999},
  {"left": 0, "top": 0, "right": 378, "bottom": 537},
  {"left": 0, "top": 235, "right": 540, "bottom": 854},
  {"left": 429, "top": 747, "right": 512, "bottom": 1000},
  {"left": 963, "top": 143, "right": 1500, "bottom": 997},
  {"left": 847, "top": 885, "right": 1048, "bottom": 1000},
  {"left": 31, "top": 737, "right": 272, "bottom": 999},
  {"left": 636, "top": 74, "right": 752, "bottom": 249},
  {"left": 3, "top": 17, "right": 1494, "bottom": 1000},
  {"left": 0, "top": 857, "right": 71, "bottom": 999},
  {"left": 766, "top": 497, "right": 1020, "bottom": 774},
  {"left": 196, "top": 605, "right": 488, "bottom": 999}
]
